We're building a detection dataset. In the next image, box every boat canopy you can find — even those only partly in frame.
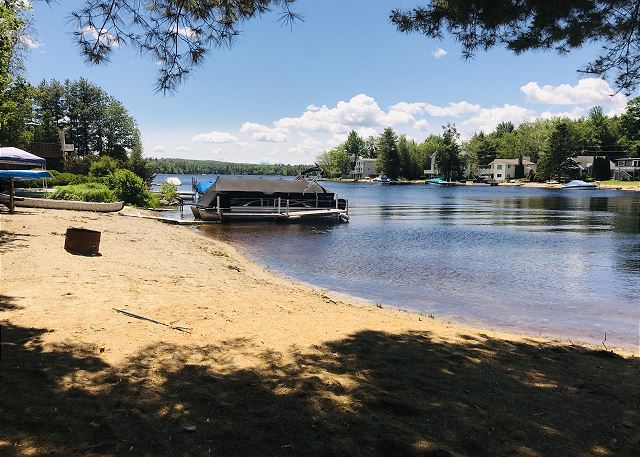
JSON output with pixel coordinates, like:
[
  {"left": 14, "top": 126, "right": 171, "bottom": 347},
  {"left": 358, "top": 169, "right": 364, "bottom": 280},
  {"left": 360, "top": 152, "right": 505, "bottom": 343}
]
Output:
[
  {"left": 0, "top": 147, "right": 46, "bottom": 167},
  {"left": 198, "top": 176, "right": 328, "bottom": 207},
  {"left": 0, "top": 169, "right": 53, "bottom": 180}
]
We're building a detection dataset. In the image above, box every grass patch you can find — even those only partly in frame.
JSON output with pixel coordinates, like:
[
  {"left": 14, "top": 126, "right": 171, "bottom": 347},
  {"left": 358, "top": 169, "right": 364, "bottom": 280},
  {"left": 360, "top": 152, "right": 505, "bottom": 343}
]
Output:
[{"left": 49, "top": 183, "right": 116, "bottom": 202}]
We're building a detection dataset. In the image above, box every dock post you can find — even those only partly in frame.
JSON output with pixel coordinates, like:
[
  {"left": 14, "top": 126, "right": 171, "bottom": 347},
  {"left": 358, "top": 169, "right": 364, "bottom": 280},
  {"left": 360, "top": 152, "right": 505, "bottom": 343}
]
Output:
[
  {"left": 216, "top": 195, "right": 221, "bottom": 219},
  {"left": 335, "top": 193, "right": 338, "bottom": 209},
  {"left": 278, "top": 197, "right": 281, "bottom": 214},
  {"left": 346, "top": 199, "right": 349, "bottom": 215},
  {"left": 315, "top": 193, "right": 318, "bottom": 208},
  {"left": 286, "top": 199, "right": 289, "bottom": 216}
]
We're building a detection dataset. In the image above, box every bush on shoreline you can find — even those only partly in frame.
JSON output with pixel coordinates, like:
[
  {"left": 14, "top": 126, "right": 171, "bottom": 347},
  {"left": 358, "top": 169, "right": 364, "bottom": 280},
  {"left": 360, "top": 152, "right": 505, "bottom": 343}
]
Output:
[{"left": 50, "top": 183, "right": 116, "bottom": 202}]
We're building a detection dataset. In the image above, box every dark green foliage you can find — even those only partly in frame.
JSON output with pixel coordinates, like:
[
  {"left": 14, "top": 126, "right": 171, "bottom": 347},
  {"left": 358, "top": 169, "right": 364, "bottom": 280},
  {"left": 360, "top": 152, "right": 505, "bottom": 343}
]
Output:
[
  {"left": 547, "top": 122, "right": 576, "bottom": 179},
  {"left": 89, "top": 156, "right": 118, "bottom": 177},
  {"left": 152, "top": 158, "right": 308, "bottom": 176},
  {"left": 49, "top": 171, "right": 97, "bottom": 186},
  {"left": 591, "top": 156, "right": 611, "bottom": 180},
  {"left": 435, "top": 124, "right": 464, "bottom": 181},
  {"left": 344, "top": 130, "right": 366, "bottom": 170},
  {"left": 107, "top": 169, "right": 156, "bottom": 207},
  {"left": 391, "top": 0, "right": 640, "bottom": 94},
  {"left": 32, "top": 78, "right": 138, "bottom": 159},
  {"left": 50, "top": 183, "right": 116, "bottom": 202},
  {"left": 376, "top": 128, "right": 400, "bottom": 180},
  {"left": 159, "top": 182, "right": 178, "bottom": 202},
  {"left": 514, "top": 164, "right": 525, "bottom": 179}
]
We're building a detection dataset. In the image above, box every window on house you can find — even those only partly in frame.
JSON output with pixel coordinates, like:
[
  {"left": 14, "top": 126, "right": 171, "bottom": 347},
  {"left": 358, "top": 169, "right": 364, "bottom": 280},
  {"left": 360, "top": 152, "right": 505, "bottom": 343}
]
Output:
[
  {"left": 634, "top": 160, "right": 640, "bottom": 167},
  {"left": 507, "top": 164, "right": 512, "bottom": 168},
  {"left": 497, "top": 164, "right": 503, "bottom": 170},
  {"left": 497, "top": 173, "right": 502, "bottom": 178}
]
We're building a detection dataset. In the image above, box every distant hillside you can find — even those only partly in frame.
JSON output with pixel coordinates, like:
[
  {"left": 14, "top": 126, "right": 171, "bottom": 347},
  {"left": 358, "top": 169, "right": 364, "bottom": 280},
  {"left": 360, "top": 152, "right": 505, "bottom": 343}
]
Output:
[{"left": 151, "top": 158, "right": 311, "bottom": 176}]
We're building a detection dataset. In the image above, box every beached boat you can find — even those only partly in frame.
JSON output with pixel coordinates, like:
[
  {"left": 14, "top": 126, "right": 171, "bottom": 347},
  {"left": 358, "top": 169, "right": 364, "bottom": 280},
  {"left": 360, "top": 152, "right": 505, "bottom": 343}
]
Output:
[
  {"left": 0, "top": 194, "right": 125, "bottom": 212},
  {"left": 561, "top": 180, "right": 598, "bottom": 190},
  {"left": 426, "top": 177, "right": 455, "bottom": 186},
  {"left": 191, "top": 175, "right": 349, "bottom": 222},
  {"left": 373, "top": 175, "right": 390, "bottom": 184}
]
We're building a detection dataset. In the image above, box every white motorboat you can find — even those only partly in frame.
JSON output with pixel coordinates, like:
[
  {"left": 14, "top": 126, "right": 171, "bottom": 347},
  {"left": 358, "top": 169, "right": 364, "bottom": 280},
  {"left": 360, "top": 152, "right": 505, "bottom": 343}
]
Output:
[{"left": 561, "top": 180, "right": 598, "bottom": 190}]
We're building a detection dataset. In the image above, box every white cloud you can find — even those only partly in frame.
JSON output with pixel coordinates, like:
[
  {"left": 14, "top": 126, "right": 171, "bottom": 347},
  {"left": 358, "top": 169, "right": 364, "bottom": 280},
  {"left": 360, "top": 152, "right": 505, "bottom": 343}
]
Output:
[
  {"left": 539, "top": 107, "right": 585, "bottom": 120},
  {"left": 432, "top": 48, "right": 447, "bottom": 59},
  {"left": 520, "top": 78, "right": 627, "bottom": 108},
  {"left": 78, "top": 25, "right": 120, "bottom": 47},
  {"left": 152, "top": 145, "right": 166, "bottom": 154},
  {"left": 355, "top": 127, "right": 379, "bottom": 138},
  {"left": 461, "top": 104, "right": 533, "bottom": 134},
  {"left": 177, "top": 26, "right": 199, "bottom": 38},
  {"left": 414, "top": 119, "right": 429, "bottom": 131},
  {"left": 274, "top": 94, "right": 422, "bottom": 135},
  {"left": 191, "top": 131, "right": 238, "bottom": 143},
  {"left": 240, "top": 122, "right": 289, "bottom": 142},
  {"left": 19, "top": 35, "right": 40, "bottom": 48},
  {"left": 389, "top": 101, "right": 482, "bottom": 117},
  {"left": 175, "top": 145, "right": 191, "bottom": 153}
]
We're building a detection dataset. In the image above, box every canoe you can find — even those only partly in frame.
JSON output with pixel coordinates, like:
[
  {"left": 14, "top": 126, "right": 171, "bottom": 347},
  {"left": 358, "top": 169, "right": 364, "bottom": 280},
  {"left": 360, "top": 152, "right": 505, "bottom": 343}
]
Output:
[{"left": 0, "top": 195, "right": 125, "bottom": 212}]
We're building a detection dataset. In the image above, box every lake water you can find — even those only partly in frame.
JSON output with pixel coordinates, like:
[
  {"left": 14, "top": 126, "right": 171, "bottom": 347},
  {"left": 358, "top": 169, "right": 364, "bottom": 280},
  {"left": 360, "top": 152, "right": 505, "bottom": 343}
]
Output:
[{"left": 155, "top": 174, "right": 640, "bottom": 350}]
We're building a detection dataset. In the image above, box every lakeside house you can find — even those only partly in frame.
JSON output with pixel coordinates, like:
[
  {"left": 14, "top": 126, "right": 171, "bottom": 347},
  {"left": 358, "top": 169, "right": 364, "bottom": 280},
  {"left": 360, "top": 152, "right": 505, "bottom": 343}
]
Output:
[
  {"left": 487, "top": 157, "right": 536, "bottom": 181},
  {"left": 423, "top": 153, "right": 438, "bottom": 178},
  {"left": 613, "top": 157, "right": 640, "bottom": 180},
  {"left": 574, "top": 155, "right": 615, "bottom": 178},
  {"left": 352, "top": 158, "right": 377, "bottom": 179}
]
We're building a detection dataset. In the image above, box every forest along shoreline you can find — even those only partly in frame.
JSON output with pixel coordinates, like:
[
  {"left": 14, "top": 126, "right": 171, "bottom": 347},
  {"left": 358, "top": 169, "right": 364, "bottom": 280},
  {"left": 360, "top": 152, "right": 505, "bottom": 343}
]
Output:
[{"left": 1, "top": 208, "right": 639, "bottom": 456}]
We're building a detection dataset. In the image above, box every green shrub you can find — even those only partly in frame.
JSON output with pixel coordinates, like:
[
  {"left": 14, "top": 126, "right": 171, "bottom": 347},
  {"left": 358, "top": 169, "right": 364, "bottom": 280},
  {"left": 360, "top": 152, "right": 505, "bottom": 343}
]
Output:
[
  {"left": 50, "top": 183, "right": 116, "bottom": 202},
  {"left": 90, "top": 156, "right": 118, "bottom": 177},
  {"left": 107, "top": 168, "right": 156, "bottom": 207},
  {"left": 159, "top": 182, "right": 178, "bottom": 202}
]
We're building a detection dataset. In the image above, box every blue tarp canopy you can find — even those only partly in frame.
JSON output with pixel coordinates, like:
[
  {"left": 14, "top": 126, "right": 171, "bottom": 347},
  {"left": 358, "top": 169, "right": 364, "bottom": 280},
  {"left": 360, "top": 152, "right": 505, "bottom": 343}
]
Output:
[
  {"left": 0, "top": 147, "right": 46, "bottom": 166},
  {"left": 0, "top": 169, "right": 52, "bottom": 181},
  {"left": 196, "top": 180, "right": 214, "bottom": 193}
]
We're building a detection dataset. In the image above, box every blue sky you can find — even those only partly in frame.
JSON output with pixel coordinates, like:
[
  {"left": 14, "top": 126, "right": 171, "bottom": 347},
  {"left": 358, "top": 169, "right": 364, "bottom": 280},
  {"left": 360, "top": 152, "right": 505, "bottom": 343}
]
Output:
[{"left": 23, "top": 0, "right": 636, "bottom": 164}]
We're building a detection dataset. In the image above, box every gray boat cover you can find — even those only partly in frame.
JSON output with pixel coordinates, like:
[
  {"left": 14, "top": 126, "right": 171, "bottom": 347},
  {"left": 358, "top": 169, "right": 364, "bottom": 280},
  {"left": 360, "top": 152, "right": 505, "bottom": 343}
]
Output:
[{"left": 198, "top": 176, "right": 328, "bottom": 207}]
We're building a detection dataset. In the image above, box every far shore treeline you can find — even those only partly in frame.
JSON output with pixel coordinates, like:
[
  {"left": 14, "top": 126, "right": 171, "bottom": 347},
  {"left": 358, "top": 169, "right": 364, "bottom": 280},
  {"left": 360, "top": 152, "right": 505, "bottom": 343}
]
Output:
[{"left": 151, "top": 159, "right": 308, "bottom": 176}]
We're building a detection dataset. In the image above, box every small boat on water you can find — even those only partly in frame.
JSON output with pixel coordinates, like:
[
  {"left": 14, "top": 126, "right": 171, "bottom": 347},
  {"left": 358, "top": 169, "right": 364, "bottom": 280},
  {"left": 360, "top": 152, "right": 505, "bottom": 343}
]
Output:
[
  {"left": 191, "top": 170, "right": 349, "bottom": 223},
  {"left": 373, "top": 175, "right": 390, "bottom": 184},
  {"left": 561, "top": 180, "right": 598, "bottom": 190},
  {"left": 426, "top": 177, "right": 455, "bottom": 186}
]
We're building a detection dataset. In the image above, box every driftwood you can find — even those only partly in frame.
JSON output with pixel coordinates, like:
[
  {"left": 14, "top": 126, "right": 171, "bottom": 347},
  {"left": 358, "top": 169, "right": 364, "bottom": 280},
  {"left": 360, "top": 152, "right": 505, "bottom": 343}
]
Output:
[{"left": 113, "top": 308, "right": 191, "bottom": 332}]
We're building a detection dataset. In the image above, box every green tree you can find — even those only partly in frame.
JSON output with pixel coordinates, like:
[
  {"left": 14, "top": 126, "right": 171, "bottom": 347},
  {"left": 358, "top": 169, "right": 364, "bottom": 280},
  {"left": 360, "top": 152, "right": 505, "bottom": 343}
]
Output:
[
  {"left": 435, "top": 124, "right": 464, "bottom": 181},
  {"left": 545, "top": 121, "right": 576, "bottom": 179},
  {"left": 0, "top": 78, "right": 34, "bottom": 146},
  {"left": 376, "top": 128, "right": 400, "bottom": 180},
  {"left": 618, "top": 96, "right": 640, "bottom": 154},
  {"left": 591, "top": 156, "right": 612, "bottom": 180},
  {"left": 585, "top": 106, "right": 617, "bottom": 155},
  {"left": 344, "top": 130, "right": 365, "bottom": 169},
  {"left": 362, "top": 135, "right": 378, "bottom": 158},
  {"left": 397, "top": 134, "right": 416, "bottom": 179},
  {"left": 89, "top": 155, "right": 118, "bottom": 177},
  {"left": 317, "top": 145, "right": 350, "bottom": 178}
]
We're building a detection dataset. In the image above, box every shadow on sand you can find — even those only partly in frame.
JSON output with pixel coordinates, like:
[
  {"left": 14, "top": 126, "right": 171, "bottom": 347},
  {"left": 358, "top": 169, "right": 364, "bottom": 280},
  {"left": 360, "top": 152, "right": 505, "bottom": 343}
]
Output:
[{"left": 1, "top": 324, "right": 638, "bottom": 456}]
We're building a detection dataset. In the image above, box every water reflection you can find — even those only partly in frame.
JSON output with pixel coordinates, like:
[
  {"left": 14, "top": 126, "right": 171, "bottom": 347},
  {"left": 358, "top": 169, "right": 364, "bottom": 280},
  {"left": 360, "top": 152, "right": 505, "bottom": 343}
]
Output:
[{"left": 157, "top": 175, "right": 640, "bottom": 349}]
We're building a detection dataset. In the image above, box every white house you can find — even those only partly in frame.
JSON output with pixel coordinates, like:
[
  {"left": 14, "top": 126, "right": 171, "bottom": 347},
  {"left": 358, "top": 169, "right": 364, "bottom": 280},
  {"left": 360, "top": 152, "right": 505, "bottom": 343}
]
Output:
[
  {"left": 613, "top": 157, "right": 640, "bottom": 180},
  {"left": 352, "top": 158, "right": 377, "bottom": 179},
  {"left": 488, "top": 157, "right": 536, "bottom": 181}
]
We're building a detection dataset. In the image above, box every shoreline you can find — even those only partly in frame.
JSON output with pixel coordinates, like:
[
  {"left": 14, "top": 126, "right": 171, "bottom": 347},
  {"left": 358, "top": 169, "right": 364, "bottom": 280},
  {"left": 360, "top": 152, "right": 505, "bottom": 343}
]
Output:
[
  {"left": 321, "top": 178, "right": 640, "bottom": 191},
  {"left": 2, "top": 208, "right": 639, "bottom": 456}
]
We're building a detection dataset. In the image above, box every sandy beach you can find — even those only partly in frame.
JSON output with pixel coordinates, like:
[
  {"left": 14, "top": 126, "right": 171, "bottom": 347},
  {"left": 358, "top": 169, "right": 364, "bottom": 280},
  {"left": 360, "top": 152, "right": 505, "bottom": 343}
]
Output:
[{"left": 1, "top": 208, "right": 639, "bottom": 456}]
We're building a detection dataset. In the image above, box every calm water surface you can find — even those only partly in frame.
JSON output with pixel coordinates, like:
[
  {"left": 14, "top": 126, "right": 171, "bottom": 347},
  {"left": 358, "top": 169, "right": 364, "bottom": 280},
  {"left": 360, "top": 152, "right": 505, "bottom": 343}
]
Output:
[{"left": 156, "top": 175, "right": 640, "bottom": 349}]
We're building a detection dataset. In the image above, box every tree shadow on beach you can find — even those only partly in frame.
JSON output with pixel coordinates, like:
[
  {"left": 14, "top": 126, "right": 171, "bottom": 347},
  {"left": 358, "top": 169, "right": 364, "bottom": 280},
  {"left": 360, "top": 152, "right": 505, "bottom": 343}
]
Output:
[
  {"left": 1, "top": 323, "right": 639, "bottom": 457},
  {"left": 0, "top": 295, "right": 23, "bottom": 312},
  {"left": 0, "top": 230, "right": 31, "bottom": 253}
]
